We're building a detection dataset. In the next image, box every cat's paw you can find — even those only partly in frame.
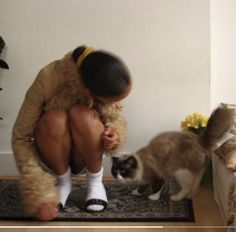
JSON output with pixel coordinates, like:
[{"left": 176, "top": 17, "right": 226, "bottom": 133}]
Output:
[
  {"left": 148, "top": 193, "right": 160, "bottom": 201},
  {"left": 132, "top": 189, "right": 143, "bottom": 196},
  {"left": 170, "top": 194, "right": 183, "bottom": 201}
]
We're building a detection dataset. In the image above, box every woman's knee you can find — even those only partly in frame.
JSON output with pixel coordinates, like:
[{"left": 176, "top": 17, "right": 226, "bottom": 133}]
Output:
[
  {"left": 69, "top": 105, "right": 104, "bottom": 133},
  {"left": 35, "top": 110, "right": 69, "bottom": 139}
]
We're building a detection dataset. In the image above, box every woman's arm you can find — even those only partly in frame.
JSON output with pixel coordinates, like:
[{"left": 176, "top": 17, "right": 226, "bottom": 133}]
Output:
[{"left": 12, "top": 69, "right": 59, "bottom": 215}]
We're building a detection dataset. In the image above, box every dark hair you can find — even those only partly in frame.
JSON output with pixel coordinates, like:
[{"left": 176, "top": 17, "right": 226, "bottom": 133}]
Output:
[{"left": 72, "top": 46, "right": 131, "bottom": 98}]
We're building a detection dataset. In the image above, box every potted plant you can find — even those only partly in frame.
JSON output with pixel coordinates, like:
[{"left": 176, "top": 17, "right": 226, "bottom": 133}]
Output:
[
  {"left": 0, "top": 37, "right": 9, "bottom": 69},
  {"left": 0, "top": 36, "right": 9, "bottom": 120},
  {"left": 181, "top": 112, "right": 212, "bottom": 186}
]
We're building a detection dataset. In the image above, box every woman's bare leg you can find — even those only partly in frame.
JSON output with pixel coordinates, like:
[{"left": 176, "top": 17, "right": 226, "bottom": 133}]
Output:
[
  {"left": 69, "top": 105, "right": 107, "bottom": 211},
  {"left": 70, "top": 144, "right": 86, "bottom": 175},
  {"left": 35, "top": 110, "right": 71, "bottom": 175},
  {"left": 69, "top": 105, "right": 104, "bottom": 172},
  {"left": 35, "top": 109, "right": 87, "bottom": 175}
]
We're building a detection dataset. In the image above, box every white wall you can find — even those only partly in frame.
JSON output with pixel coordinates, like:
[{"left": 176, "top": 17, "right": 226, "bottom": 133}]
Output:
[
  {"left": 0, "top": 0, "right": 210, "bottom": 175},
  {"left": 210, "top": 0, "right": 236, "bottom": 109}
]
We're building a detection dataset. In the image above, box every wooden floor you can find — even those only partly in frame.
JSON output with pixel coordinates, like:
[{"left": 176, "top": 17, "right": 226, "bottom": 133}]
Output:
[{"left": 0, "top": 177, "right": 229, "bottom": 232}]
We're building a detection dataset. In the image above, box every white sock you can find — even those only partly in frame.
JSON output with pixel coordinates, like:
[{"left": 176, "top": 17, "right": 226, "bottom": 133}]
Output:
[
  {"left": 86, "top": 167, "right": 108, "bottom": 211},
  {"left": 57, "top": 167, "right": 72, "bottom": 207}
]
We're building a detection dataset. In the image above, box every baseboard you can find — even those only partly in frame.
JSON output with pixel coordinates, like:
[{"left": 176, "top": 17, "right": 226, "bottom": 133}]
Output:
[
  {"left": 0, "top": 152, "right": 112, "bottom": 176},
  {"left": 0, "top": 176, "right": 114, "bottom": 180},
  {"left": 0, "top": 152, "right": 19, "bottom": 176}
]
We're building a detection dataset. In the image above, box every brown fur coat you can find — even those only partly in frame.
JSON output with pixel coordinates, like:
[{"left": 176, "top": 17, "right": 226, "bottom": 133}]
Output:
[{"left": 11, "top": 48, "right": 127, "bottom": 214}]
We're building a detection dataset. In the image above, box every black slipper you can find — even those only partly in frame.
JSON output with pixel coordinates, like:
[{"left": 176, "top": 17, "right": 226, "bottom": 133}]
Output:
[{"left": 85, "top": 199, "right": 108, "bottom": 212}]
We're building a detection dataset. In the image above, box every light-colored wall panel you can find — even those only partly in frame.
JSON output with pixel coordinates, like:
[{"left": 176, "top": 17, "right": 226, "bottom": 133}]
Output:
[
  {"left": 210, "top": 0, "right": 236, "bottom": 108},
  {"left": 0, "top": 0, "right": 210, "bottom": 175}
]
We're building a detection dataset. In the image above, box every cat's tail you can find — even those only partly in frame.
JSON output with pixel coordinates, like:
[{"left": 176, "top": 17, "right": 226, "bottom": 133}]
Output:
[{"left": 200, "top": 107, "right": 233, "bottom": 152}]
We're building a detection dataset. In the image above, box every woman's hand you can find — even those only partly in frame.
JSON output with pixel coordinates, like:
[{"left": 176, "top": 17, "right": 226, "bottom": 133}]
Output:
[
  {"left": 103, "top": 127, "right": 118, "bottom": 151},
  {"left": 35, "top": 203, "right": 59, "bottom": 221}
]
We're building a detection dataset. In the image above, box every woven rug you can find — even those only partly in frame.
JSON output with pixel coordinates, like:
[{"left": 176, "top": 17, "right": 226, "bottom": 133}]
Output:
[{"left": 0, "top": 179, "right": 194, "bottom": 222}]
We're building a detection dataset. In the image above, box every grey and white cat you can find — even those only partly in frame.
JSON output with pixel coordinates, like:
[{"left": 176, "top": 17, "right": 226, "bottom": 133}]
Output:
[{"left": 111, "top": 107, "right": 233, "bottom": 201}]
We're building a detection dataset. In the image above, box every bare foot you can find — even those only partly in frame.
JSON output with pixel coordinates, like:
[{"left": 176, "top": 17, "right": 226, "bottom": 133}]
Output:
[{"left": 35, "top": 203, "right": 59, "bottom": 221}]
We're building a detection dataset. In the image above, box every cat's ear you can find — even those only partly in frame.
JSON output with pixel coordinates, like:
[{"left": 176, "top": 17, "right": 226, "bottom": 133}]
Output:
[
  {"left": 126, "top": 156, "right": 137, "bottom": 168},
  {"left": 112, "top": 157, "right": 119, "bottom": 163}
]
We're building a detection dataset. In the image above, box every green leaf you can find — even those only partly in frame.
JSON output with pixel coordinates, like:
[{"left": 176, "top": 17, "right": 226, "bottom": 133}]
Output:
[
  {"left": 0, "top": 59, "right": 9, "bottom": 69},
  {"left": 0, "top": 36, "right": 6, "bottom": 55}
]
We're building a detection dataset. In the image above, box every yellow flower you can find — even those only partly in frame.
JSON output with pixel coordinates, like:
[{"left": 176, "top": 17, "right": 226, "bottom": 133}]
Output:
[{"left": 181, "top": 112, "right": 209, "bottom": 133}]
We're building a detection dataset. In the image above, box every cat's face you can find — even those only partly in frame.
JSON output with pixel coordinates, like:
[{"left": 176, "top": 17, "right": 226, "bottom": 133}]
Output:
[{"left": 111, "top": 155, "right": 138, "bottom": 183}]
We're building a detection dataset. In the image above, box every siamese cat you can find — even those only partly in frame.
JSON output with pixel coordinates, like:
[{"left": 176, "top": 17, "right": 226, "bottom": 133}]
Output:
[{"left": 111, "top": 107, "right": 233, "bottom": 201}]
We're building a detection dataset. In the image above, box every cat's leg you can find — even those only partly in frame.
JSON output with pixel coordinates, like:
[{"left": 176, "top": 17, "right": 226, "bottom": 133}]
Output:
[
  {"left": 170, "top": 169, "right": 194, "bottom": 201},
  {"left": 132, "top": 184, "right": 149, "bottom": 196},
  {"left": 148, "top": 178, "right": 164, "bottom": 201}
]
